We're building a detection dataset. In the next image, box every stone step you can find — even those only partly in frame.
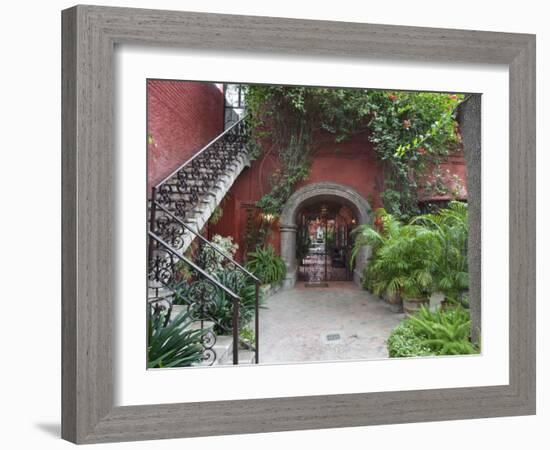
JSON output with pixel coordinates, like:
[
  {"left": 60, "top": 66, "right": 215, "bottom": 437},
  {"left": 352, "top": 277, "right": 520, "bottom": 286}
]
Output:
[
  {"left": 149, "top": 152, "right": 249, "bottom": 256},
  {"left": 237, "top": 350, "right": 256, "bottom": 365},
  {"left": 167, "top": 305, "right": 255, "bottom": 366},
  {"left": 212, "top": 335, "right": 234, "bottom": 365}
]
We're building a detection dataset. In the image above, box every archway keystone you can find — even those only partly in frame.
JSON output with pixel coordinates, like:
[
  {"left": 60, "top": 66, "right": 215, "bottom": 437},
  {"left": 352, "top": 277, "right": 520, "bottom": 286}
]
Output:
[{"left": 279, "top": 182, "right": 372, "bottom": 288}]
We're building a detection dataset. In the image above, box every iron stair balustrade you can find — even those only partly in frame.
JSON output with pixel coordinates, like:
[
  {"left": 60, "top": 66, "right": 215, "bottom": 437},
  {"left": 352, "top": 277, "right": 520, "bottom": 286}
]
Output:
[
  {"left": 148, "top": 231, "right": 242, "bottom": 365},
  {"left": 152, "top": 116, "right": 249, "bottom": 225},
  {"left": 148, "top": 116, "right": 260, "bottom": 365},
  {"left": 150, "top": 201, "right": 261, "bottom": 363}
]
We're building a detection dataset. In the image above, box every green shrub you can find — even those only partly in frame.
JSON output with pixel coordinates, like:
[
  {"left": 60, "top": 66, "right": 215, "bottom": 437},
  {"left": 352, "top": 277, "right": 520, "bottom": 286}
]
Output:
[
  {"left": 354, "top": 202, "right": 469, "bottom": 302},
  {"left": 246, "top": 245, "right": 286, "bottom": 284},
  {"left": 147, "top": 307, "right": 206, "bottom": 368},
  {"left": 196, "top": 234, "right": 239, "bottom": 273},
  {"left": 387, "top": 322, "right": 435, "bottom": 357},
  {"left": 412, "top": 201, "right": 469, "bottom": 301},
  {"left": 352, "top": 209, "right": 435, "bottom": 299},
  {"left": 173, "top": 270, "right": 263, "bottom": 335},
  {"left": 408, "top": 305, "right": 478, "bottom": 355},
  {"left": 240, "top": 327, "right": 256, "bottom": 346},
  {"left": 387, "top": 305, "right": 478, "bottom": 358}
]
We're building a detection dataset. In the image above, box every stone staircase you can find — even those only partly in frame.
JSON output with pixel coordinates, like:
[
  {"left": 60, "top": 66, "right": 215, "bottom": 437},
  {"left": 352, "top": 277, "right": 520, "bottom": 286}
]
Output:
[
  {"left": 147, "top": 116, "right": 261, "bottom": 367},
  {"left": 171, "top": 305, "right": 256, "bottom": 366},
  {"left": 153, "top": 152, "right": 250, "bottom": 255},
  {"left": 151, "top": 118, "right": 250, "bottom": 256}
]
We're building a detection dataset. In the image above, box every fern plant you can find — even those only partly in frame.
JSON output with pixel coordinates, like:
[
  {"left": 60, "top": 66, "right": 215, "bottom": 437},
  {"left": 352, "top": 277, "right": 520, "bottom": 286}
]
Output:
[
  {"left": 407, "top": 305, "right": 477, "bottom": 355},
  {"left": 246, "top": 245, "right": 286, "bottom": 284},
  {"left": 354, "top": 203, "right": 469, "bottom": 302},
  {"left": 412, "top": 201, "right": 469, "bottom": 302},
  {"left": 387, "top": 305, "right": 478, "bottom": 357},
  {"left": 352, "top": 209, "right": 435, "bottom": 299},
  {"left": 147, "top": 307, "right": 206, "bottom": 368}
]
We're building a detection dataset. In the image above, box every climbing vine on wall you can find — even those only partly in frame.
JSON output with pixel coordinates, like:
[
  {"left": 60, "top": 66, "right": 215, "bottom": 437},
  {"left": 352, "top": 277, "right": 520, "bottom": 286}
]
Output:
[
  {"left": 245, "top": 86, "right": 318, "bottom": 216},
  {"left": 245, "top": 85, "right": 464, "bottom": 221}
]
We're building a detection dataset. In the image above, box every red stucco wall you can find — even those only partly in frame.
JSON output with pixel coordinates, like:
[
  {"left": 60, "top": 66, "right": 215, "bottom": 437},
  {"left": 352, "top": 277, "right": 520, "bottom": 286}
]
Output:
[
  {"left": 146, "top": 81, "right": 468, "bottom": 262},
  {"left": 209, "top": 130, "right": 386, "bottom": 261},
  {"left": 147, "top": 80, "right": 224, "bottom": 192},
  {"left": 210, "top": 130, "right": 468, "bottom": 262}
]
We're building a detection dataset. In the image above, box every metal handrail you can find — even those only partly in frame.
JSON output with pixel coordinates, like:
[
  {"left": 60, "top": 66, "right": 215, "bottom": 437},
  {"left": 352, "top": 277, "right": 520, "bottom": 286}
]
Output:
[
  {"left": 151, "top": 205, "right": 261, "bottom": 364},
  {"left": 149, "top": 231, "right": 240, "bottom": 299},
  {"left": 149, "top": 231, "right": 240, "bottom": 364},
  {"left": 148, "top": 114, "right": 260, "bottom": 364},
  {"left": 153, "top": 201, "right": 261, "bottom": 283},
  {"left": 154, "top": 116, "right": 247, "bottom": 190}
]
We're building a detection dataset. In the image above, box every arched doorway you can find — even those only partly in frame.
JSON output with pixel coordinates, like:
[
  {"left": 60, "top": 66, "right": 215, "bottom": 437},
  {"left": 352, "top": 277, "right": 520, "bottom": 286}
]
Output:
[
  {"left": 280, "top": 182, "right": 372, "bottom": 288},
  {"left": 296, "top": 201, "right": 357, "bottom": 284}
]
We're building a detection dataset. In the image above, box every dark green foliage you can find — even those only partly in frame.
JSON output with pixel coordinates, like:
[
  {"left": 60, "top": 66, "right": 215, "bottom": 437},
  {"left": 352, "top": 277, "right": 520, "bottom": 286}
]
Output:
[
  {"left": 352, "top": 209, "right": 435, "bottom": 299},
  {"left": 246, "top": 85, "right": 463, "bottom": 219},
  {"left": 407, "top": 305, "right": 477, "bottom": 355},
  {"left": 246, "top": 245, "right": 286, "bottom": 284},
  {"left": 411, "top": 201, "right": 469, "bottom": 301},
  {"left": 173, "top": 271, "right": 263, "bottom": 335},
  {"left": 387, "top": 305, "right": 478, "bottom": 357},
  {"left": 147, "top": 307, "right": 206, "bottom": 368},
  {"left": 240, "top": 327, "right": 256, "bottom": 346},
  {"left": 386, "top": 322, "right": 435, "bottom": 358},
  {"left": 353, "top": 202, "right": 468, "bottom": 301}
]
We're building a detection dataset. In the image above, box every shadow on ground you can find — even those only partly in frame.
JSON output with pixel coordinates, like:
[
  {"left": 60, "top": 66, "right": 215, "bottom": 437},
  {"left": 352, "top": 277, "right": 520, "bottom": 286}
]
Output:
[{"left": 35, "top": 422, "right": 60, "bottom": 438}]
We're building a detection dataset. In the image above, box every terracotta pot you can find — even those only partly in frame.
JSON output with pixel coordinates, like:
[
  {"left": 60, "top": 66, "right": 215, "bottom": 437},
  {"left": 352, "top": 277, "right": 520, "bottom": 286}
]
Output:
[
  {"left": 386, "top": 292, "right": 403, "bottom": 313},
  {"left": 403, "top": 296, "right": 429, "bottom": 316}
]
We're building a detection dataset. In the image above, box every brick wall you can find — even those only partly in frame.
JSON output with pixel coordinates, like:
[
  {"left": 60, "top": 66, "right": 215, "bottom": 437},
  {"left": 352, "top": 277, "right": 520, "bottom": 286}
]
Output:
[
  {"left": 147, "top": 80, "right": 224, "bottom": 191},
  {"left": 210, "top": 129, "right": 468, "bottom": 262}
]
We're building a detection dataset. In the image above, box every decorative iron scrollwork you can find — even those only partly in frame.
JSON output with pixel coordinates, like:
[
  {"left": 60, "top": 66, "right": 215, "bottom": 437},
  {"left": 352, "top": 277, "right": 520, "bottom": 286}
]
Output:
[
  {"left": 152, "top": 118, "right": 249, "bottom": 231},
  {"left": 147, "top": 117, "right": 259, "bottom": 366}
]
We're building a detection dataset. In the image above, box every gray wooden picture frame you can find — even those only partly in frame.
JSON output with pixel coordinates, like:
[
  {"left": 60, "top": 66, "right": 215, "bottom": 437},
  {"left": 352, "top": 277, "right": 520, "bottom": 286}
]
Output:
[{"left": 61, "top": 5, "right": 536, "bottom": 444}]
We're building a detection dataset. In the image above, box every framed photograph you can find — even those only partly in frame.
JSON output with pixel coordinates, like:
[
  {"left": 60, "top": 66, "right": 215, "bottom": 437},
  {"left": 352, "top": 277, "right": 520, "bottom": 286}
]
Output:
[{"left": 62, "top": 5, "right": 536, "bottom": 444}]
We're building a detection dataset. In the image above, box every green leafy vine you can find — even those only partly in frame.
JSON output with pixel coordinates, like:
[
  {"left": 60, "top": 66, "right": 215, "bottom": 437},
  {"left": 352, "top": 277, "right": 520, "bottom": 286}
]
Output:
[{"left": 245, "top": 86, "right": 464, "bottom": 220}]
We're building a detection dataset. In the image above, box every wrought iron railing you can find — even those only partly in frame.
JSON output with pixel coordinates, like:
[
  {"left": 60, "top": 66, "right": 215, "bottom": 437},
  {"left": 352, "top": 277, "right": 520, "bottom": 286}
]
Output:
[
  {"left": 147, "top": 116, "right": 260, "bottom": 366},
  {"left": 151, "top": 117, "right": 249, "bottom": 223},
  {"left": 149, "top": 202, "right": 261, "bottom": 362},
  {"left": 148, "top": 231, "right": 241, "bottom": 365}
]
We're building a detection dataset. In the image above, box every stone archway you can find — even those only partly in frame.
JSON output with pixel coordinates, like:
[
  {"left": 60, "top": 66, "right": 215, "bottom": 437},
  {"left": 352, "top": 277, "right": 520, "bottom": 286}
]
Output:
[{"left": 279, "top": 182, "right": 372, "bottom": 288}]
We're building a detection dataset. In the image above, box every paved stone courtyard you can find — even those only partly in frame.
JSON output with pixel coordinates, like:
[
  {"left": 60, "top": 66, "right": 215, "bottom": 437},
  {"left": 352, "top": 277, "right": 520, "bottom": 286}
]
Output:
[{"left": 259, "top": 282, "right": 405, "bottom": 364}]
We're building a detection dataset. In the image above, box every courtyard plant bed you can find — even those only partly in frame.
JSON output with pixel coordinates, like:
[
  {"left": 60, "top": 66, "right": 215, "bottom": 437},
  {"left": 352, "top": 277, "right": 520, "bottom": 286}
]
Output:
[
  {"left": 353, "top": 202, "right": 469, "bottom": 318},
  {"left": 147, "top": 306, "right": 208, "bottom": 368},
  {"left": 245, "top": 244, "right": 285, "bottom": 301},
  {"left": 145, "top": 79, "right": 477, "bottom": 369},
  {"left": 402, "top": 296, "right": 429, "bottom": 316},
  {"left": 387, "top": 304, "right": 479, "bottom": 358},
  {"left": 246, "top": 245, "right": 286, "bottom": 285},
  {"left": 153, "top": 234, "right": 267, "bottom": 365}
]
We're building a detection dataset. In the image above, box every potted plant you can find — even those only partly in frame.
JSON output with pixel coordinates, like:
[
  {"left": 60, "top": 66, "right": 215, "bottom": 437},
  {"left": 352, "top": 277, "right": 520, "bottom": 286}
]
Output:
[
  {"left": 412, "top": 202, "right": 469, "bottom": 310},
  {"left": 353, "top": 209, "right": 434, "bottom": 314},
  {"left": 246, "top": 245, "right": 286, "bottom": 295}
]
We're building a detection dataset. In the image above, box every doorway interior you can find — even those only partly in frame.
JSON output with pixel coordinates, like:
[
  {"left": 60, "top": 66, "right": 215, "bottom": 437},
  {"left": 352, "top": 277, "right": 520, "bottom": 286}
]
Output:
[{"left": 296, "top": 201, "right": 357, "bottom": 284}]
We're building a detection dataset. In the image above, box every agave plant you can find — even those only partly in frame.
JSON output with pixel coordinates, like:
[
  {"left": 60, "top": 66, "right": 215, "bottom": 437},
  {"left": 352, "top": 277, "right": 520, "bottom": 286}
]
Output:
[
  {"left": 246, "top": 245, "right": 286, "bottom": 284},
  {"left": 147, "top": 307, "right": 206, "bottom": 368}
]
